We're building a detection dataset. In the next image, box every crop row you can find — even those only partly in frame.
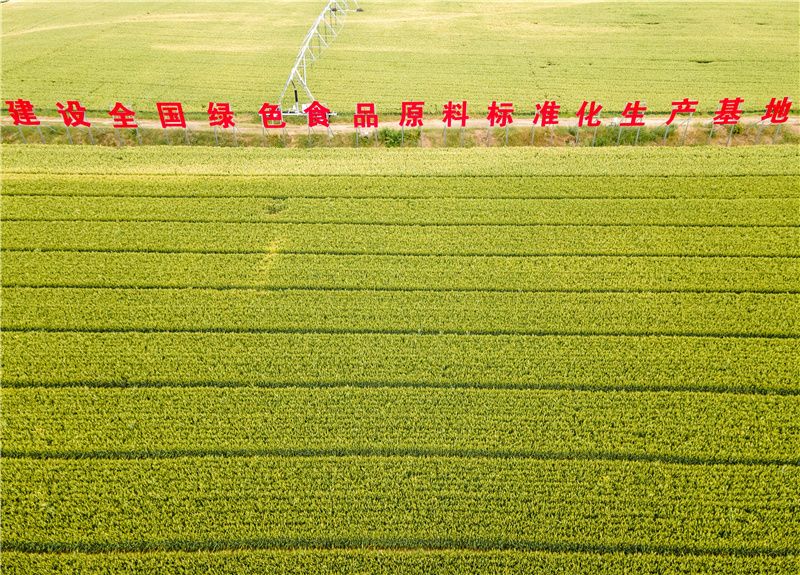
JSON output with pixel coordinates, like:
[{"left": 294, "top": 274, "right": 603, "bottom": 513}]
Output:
[
  {"left": 4, "top": 252, "right": 798, "bottom": 292},
  {"left": 5, "top": 146, "right": 798, "bottom": 177},
  {"left": 3, "top": 549, "right": 797, "bottom": 575},
  {"left": 4, "top": 457, "right": 798, "bottom": 553},
  {"left": 4, "top": 195, "right": 798, "bottom": 226},
  {"left": 3, "top": 332, "right": 796, "bottom": 392},
  {"left": 4, "top": 174, "right": 797, "bottom": 199},
  {"left": 4, "top": 221, "right": 799, "bottom": 256},
  {"left": 4, "top": 387, "right": 798, "bottom": 463},
  {"left": 3, "top": 288, "right": 796, "bottom": 336}
]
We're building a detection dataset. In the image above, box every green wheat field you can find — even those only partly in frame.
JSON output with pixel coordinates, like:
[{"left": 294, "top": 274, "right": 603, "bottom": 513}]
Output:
[
  {"left": 2, "top": 145, "right": 799, "bottom": 573},
  {"left": 2, "top": 0, "right": 798, "bottom": 116},
  {"left": 2, "top": 1, "right": 799, "bottom": 574}
]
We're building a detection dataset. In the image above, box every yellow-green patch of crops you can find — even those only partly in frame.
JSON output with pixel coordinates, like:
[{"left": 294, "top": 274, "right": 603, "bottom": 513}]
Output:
[
  {"left": 3, "top": 549, "right": 798, "bottom": 575},
  {"left": 4, "top": 146, "right": 798, "bottom": 176},
  {"left": 4, "top": 387, "right": 798, "bottom": 464},
  {"left": 4, "top": 252, "right": 797, "bottom": 292},
  {"left": 4, "top": 457, "right": 798, "bottom": 553},
  {"left": 2, "top": 145, "right": 798, "bottom": 574},
  {"left": 4, "top": 220, "right": 799, "bottom": 256},
  {"left": 3, "top": 332, "right": 797, "bottom": 393}
]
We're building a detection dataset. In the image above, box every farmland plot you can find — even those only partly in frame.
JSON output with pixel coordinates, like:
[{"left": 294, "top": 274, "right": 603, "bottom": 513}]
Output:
[
  {"left": 2, "top": 1, "right": 797, "bottom": 116},
  {"left": 1, "top": 145, "right": 799, "bottom": 574}
]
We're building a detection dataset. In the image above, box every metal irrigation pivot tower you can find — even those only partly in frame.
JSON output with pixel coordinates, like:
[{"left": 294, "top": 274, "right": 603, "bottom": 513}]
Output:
[{"left": 278, "top": 0, "right": 362, "bottom": 114}]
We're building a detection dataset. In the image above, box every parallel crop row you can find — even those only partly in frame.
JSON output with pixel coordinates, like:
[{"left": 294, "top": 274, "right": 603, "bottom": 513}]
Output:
[
  {"left": 3, "top": 288, "right": 796, "bottom": 336},
  {"left": 4, "top": 196, "right": 798, "bottom": 226},
  {"left": 3, "top": 145, "right": 799, "bottom": 575},
  {"left": 4, "top": 221, "right": 799, "bottom": 257},
  {"left": 4, "top": 457, "right": 798, "bottom": 553},
  {"left": 5, "top": 146, "right": 798, "bottom": 177},
  {"left": 4, "top": 253, "right": 798, "bottom": 292},
  {"left": 4, "top": 549, "right": 798, "bottom": 575},
  {"left": 3, "top": 332, "right": 796, "bottom": 392},
  {"left": 4, "top": 387, "right": 799, "bottom": 463},
  {"left": 4, "top": 174, "right": 797, "bottom": 199}
]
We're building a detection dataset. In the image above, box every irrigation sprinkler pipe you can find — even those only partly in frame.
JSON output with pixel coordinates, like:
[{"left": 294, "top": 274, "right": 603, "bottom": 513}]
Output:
[{"left": 278, "top": 0, "right": 361, "bottom": 113}]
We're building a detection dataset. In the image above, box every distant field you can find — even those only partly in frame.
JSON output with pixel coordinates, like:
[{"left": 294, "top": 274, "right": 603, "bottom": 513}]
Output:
[
  {"left": 2, "top": 1, "right": 798, "bottom": 117},
  {"left": 2, "top": 145, "right": 799, "bottom": 574},
  {"left": 312, "top": 0, "right": 800, "bottom": 115},
  {"left": 0, "top": 0, "right": 322, "bottom": 118}
]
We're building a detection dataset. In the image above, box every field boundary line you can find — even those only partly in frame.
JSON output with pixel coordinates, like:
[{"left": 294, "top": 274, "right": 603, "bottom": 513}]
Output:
[
  {"left": 5, "top": 284, "right": 798, "bottom": 295},
  {"left": 6, "top": 247, "right": 800, "bottom": 259},
  {"left": 4, "top": 218, "right": 797, "bottom": 228},
  {"left": 9, "top": 193, "right": 798, "bottom": 200},
  {"left": 4, "top": 173, "right": 798, "bottom": 179},
  {"left": 5, "top": 448, "right": 799, "bottom": 467},
  {"left": 4, "top": 248, "right": 798, "bottom": 258},
  {"left": 5, "top": 381, "right": 797, "bottom": 396},
  {"left": 4, "top": 327, "right": 798, "bottom": 339},
  {"left": 5, "top": 171, "right": 800, "bottom": 178},
  {"left": 2, "top": 539, "right": 797, "bottom": 559}
]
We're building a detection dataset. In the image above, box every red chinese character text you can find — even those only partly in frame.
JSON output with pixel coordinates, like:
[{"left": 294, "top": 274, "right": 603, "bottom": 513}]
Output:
[
  {"left": 354, "top": 102, "right": 378, "bottom": 128},
  {"left": 56, "top": 100, "right": 90, "bottom": 127},
  {"left": 108, "top": 102, "right": 137, "bottom": 128},
  {"left": 259, "top": 102, "right": 286, "bottom": 129},
  {"left": 207, "top": 102, "right": 235, "bottom": 128},
  {"left": 576, "top": 100, "right": 602, "bottom": 127},
  {"left": 762, "top": 97, "right": 792, "bottom": 124},
  {"left": 5, "top": 99, "right": 40, "bottom": 126},
  {"left": 666, "top": 98, "right": 698, "bottom": 125},
  {"left": 400, "top": 101, "right": 425, "bottom": 127},
  {"left": 620, "top": 100, "right": 647, "bottom": 127},
  {"left": 533, "top": 100, "right": 560, "bottom": 126},
  {"left": 713, "top": 97, "right": 744, "bottom": 125},
  {"left": 442, "top": 100, "right": 469, "bottom": 127},
  {"left": 156, "top": 102, "right": 186, "bottom": 128},
  {"left": 305, "top": 100, "right": 331, "bottom": 128},
  {"left": 487, "top": 101, "right": 514, "bottom": 127}
]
